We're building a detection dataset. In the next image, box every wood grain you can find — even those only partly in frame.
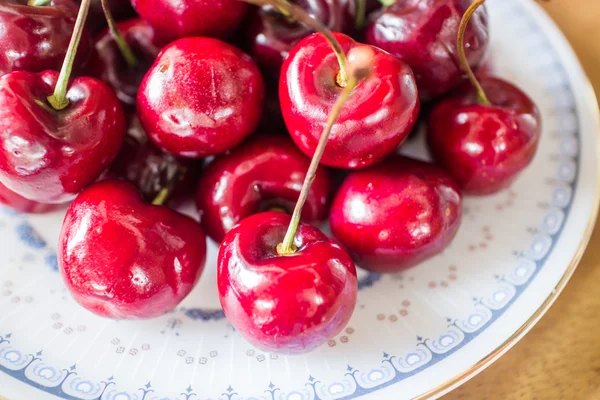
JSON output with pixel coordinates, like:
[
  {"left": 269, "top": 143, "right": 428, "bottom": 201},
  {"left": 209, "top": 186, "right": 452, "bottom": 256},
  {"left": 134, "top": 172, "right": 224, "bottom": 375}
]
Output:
[{"left": 444, "top": 1, "right": 600, "bottom": 399}]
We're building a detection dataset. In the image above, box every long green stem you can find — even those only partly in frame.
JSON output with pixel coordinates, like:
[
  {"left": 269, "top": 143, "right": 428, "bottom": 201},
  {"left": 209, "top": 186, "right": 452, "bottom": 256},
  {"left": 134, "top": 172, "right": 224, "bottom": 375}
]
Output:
[
  {"left": 355, "top": 0, "right": 367, "bottom": 29},
  {"left": 101, "top": 0, "right": 137, "bottom": 68},
  {"left": 277, "top": 53, "right": 372, "bottom": 255},
  {"left": 457, "top": 0, "right": 490, "bottom": 105},
  {"left": 244, "top": 0, "right": 350, "bottom": 87},
  {"left": 27, "top": 0, "right": 51, "bottom": 6},
  {"left": 47, "top": 0, "right": 91, "bottom": 110}
]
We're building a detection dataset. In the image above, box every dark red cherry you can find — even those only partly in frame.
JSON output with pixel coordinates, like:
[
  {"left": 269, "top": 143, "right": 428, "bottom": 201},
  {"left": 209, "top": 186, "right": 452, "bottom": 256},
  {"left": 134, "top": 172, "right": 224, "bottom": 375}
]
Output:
[
  {"left": 0, "top": 0, "right": 94, "bottom": 76},
  {"left": 0, "top": 181, "right": 59, "bottom": 213},
  {"left": 280, "top": 32, "right": 419, "bottom": 169},
  {"left": 131, "top": 0, "right": 247, "bottom": 42},
  {"left": 137, "top": 37, "right": 265, "bottom": 158},
  {"left": 196, "top": 134, "right": 331, "bottom": 243},
  {"left": 90, "top": 18, "right": 162, "bottom": 108},
  {"left": 427, "top": 77, "right": 541, "bottom": 195},
  {"left": 248, "top": 0, "right": 358, "bottom": 77},
  {"left": 108, "top": 114, "right": 201, "bottom": 204},
  {"left": 59, "top": 180, "right": 206, "bottom": 319},
  {"left": 83, "top": 0, "right": 136, "bottom": 33},
  {"left": 365, "top": 0, "right": 489, "bottom": 101},
  {"left": 330, "top": 156, "right": 463, "bottom": 273},
  {"left": 0, "top": 70, "right": 126, "bottom": 203},
  {"left": 218, "top": 211, "right": 357, "bottom": 354}
]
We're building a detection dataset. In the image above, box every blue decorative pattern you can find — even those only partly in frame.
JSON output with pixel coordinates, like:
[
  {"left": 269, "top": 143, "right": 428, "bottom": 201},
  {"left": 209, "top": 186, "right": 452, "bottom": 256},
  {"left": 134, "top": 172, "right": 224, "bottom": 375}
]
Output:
[{"left": 0, "top": 1, "right": 588, "bottom": 399}]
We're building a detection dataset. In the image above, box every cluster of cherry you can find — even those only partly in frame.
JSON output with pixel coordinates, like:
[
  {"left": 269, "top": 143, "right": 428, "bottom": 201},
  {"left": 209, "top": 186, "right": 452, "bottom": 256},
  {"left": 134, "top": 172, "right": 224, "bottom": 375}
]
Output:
[{"left": 0, "top": 0, "right": 540, "bottom": 354}]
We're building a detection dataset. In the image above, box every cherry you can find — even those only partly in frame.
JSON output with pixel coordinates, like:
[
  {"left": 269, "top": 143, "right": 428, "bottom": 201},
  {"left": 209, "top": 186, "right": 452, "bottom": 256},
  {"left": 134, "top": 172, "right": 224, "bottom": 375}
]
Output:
[
  {"left": 131, "top": 0, "right": 248, "bottom": 42},
  {"left": 427, "top": 0, "right": 541, "bottom": 195},
  {"left": 0, "top": 0, "right": 94, "bottom": 76},
  {"left": 280, "top": 32, "right": 419, "bottom": 169},
  {"left": 196, "top": 134, "right": 331, "bottom": 243},
  {"left": 365, "top": 0, "right": 489, "bottom": 101},
  {"left": 137, "top": 37, "right": 265, "bottom": 158},
  {"left": 91, "top": 18, "right": 162, "bottom": 108},
  {"left": 108, "top": 114, "right": 201, "bottom": 204},
  {"left": 218, "top": 211, "right": 357, "bottom": 353},
  {"left": 330, "top": 156, "right": 463, "bottom": 273},
  {"left": 0, "top": 181, "right": 58, "bottom": 213},
  {"left": 248, "top": 0, "right": 359, "bottom": 77},
  {"left": 217, "top": 42, "right": 371, "bottom": 353},
  {"left": 59, "top": 180, "right": 207, "bottom": 319},
  {"left": 0, "top": 0, "right": 126, "bottom": 203}
]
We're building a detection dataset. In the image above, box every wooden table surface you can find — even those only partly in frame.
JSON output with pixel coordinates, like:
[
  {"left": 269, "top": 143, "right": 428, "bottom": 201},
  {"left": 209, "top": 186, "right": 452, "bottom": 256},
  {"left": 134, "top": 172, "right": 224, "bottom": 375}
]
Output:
[{"left": 444, "top": 1, "right": 600, "bottom": 399}]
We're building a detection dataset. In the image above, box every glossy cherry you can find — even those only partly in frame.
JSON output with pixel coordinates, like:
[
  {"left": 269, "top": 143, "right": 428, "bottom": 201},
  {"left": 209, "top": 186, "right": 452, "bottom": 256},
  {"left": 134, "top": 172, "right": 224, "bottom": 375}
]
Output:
[
  {"left": 108, "top": 114, "right": 201, "bottom": 204},
  {"left": 280, "top": 32, "right": 419, "bottom": 169},
  {"left": 0, "top": 0, "right": 94, "bottom": 76},
  {"left": 248, "top": 0, "right": 359, "bottom": 77},
  {"left": 59, "top": 180, "right": 206, "bottom": 319},
  {"left": 0, "top": 70, "right": 126, "bottom": 203},
  {"left": 365, "top": 0, "right": 489, "bottom": 101},
  {"left": 91, "top": 18, "right": 162, "bottom": 107},
  {"left": 131, "top": 0, "right": 247, "bottom": 42},
  {"left": 196, "top": 134, "right": 331, "bottom": 243},
  {"left": 137, "top": 37, "right": 265, "bottom": 158},
  {"left": 427, "top": 77, "right": 541, "bottom": 194},
  {"left": 218, "top": 211, "right": 357, "bottom": 353},
  {"left": 0, "top": 181, "right": 59, "bottom": 213},
  {"left": 330, "top": 156, "right": 463, "bottom": 273}
]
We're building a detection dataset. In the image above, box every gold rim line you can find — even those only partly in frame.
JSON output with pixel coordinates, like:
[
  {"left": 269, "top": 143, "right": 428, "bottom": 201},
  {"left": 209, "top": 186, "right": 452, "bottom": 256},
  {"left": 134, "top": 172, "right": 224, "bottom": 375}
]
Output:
[{"left": 413, "top": 8, "right": 600, "bottom": 400}]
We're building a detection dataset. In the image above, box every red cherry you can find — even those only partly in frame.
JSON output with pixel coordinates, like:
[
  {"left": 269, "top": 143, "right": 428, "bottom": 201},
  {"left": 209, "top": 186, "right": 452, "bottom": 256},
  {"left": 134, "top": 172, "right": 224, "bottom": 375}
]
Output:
[
  {"left": 280, "top": 32, "right": 419, "bottom": 169},
  {"left": 59, "top": 180, "right": 207, "bottom": 319},
  {"left": 131, "top": 0, "right": 247, "bottom": 42},
  {"left": 330, "top": 156, "right": 463, "bottom": 273},
  {"left": 137, "top": 37, "right": 265, "bottom": 158},
  {"left": 0, "top": 71, "right": 125, "bottom": 203},
  {"left": 0, "top": 0, "right": 94, "bottom": 76},
  {"left": 0, "top": 181, "right": 59, "bottom": 214},
  {"left": 91, "top": 18, "right": 162, "bottom": 108},
  {"left": 365, "top": 0, "right": 489, "bottom": 101},
  {"left": 427, "top": 77, "right": 541, "bottom": 194},
  {"left": 196, "top": 134, "right": 331, "bottom": 243},
  {"left": 218, "top": 211, "right": 357, "bottom": 353},
  {"left": 108, "top": 114, "right": 201, "bottom": 204}
]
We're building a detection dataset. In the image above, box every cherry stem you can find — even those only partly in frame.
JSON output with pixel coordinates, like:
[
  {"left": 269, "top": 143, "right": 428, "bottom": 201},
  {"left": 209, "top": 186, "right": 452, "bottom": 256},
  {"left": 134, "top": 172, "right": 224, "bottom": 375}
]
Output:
[
  {"left": 355, "top": 0, "right": 366, "bottom": 29},
  {"left": 151, "top": 167, "right": 187, "bottom": 206},
  {"left": 101, "top": 0, "right": 137, "bottom": 68},
  {"left": 243, "top": 0, "right": 349, "bottom": 87},
  {"left": 27, "top": 0, "right": 51, "bottom": 6},
  {"left": 457, "top": 0, "right": 490, "bottom": 105},
  {"left": 277, "top": 53, "right": 373, "bottom": 256},
  {"left": 379, "top": 0, "right": 395, "bottom": 6},
  {"left": 46, "top": 0, "right": 90, "bottom": 110}
]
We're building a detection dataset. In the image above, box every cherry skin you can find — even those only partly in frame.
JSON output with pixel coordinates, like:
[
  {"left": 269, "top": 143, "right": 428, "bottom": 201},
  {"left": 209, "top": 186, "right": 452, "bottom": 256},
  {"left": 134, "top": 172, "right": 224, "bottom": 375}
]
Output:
[
  {"left": 90, "top": 18, "right": 162, "bottom": 108},
  {"left": 427, "top": 77, "right": 541, "bottom": 195},
  {"left": 365, "top": 0, "right": 489, "bottom": 101},
  {"left": 280, "top": 32, "right": 419, "bottom": 169},
  {"left": 0, "top": 0, "right": 94, "bottom": 76},
  {"left": 59, "top": 180, "right": 206, "bottom": 319},
  {"left": 248, "top": 0, "right": 360, "bottom": 77},
  {"left": 108, "top": 114, "right": 201, "bottom": 204},
  {"left": 0, "top": 181, "right": 58, "bottom": 214},
  {"left": 218, "top": 211, "right": 357, "bottom": 354},
  {"left": 330, "top": 156, "right": 463, "bottom": 273},
  {"left": 0, "top": 70, "right": 126, "bottom": 203},
  {"left": 131, "top": 0, "right": 247, "bottom": 42},
  {"left": 138, "top": 37, "right": 265, "bottom": 158},
  {"left": 196, "top": 134, "right": 331, "bottom": 243}
]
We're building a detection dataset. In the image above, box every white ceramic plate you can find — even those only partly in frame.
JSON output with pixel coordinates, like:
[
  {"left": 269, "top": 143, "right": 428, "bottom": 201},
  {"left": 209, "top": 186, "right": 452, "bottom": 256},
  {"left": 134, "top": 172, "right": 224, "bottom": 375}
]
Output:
[{"left": 1, "top": 0, "right": 599, "bottom": 399}]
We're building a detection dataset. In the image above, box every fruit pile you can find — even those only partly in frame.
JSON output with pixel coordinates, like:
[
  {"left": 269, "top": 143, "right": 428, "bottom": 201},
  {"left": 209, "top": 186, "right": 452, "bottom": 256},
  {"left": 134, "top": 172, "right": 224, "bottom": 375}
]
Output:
[{"left": 0, "top": 0, "right": 541, "bottom": 354}]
